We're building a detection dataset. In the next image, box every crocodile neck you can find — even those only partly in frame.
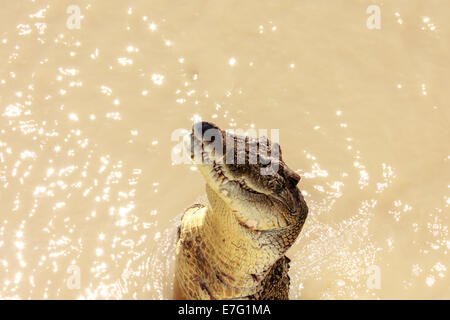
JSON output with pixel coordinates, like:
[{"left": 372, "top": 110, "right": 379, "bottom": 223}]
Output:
[{"left": 199, "top": 185, "right": 301, "bottom": 295}]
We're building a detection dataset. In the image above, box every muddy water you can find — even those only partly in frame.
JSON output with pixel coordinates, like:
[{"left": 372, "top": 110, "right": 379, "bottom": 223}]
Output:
[{"left": 0, "top": 1, "right": 448, "bottom": 299}]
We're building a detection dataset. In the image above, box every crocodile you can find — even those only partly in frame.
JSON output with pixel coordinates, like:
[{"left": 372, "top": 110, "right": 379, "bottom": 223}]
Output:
[{"left": 174, "top": 121, "right": 308, "bottom": 299}]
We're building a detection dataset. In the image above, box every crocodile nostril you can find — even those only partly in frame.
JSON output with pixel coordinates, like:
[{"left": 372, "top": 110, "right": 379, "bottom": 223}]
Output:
[
  {"left": 193, "top": 121, "right": 221, "bottom": 145},
  {"left": 201, "top": 121, "right": 219, "bottom": 133},
  {"left": 192, "top": 121, "right": 219, "bottom": 138}
]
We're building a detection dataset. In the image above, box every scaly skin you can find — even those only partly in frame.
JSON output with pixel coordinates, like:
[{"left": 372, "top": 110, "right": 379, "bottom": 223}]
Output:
[{"left": 175, "top": 122, "right": 308, "bottom": 299}]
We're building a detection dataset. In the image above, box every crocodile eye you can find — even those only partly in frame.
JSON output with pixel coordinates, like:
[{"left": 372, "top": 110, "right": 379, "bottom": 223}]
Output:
[
  {"left": 283, "top": 166, "right": 300, "bottom": 186},
  {"left": 288, "top": 174, "right": 300, "bottom": 186}
]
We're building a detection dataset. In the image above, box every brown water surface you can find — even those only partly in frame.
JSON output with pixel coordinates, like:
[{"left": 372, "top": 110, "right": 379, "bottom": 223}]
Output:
[{"left": 0, "top": 1, "right": 448, "bottom": 299}]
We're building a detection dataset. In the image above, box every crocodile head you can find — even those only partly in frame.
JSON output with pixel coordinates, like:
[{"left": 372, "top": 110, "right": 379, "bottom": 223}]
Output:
[{"left": 184, "top": 121, "right": 308, "bottom": 231}]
